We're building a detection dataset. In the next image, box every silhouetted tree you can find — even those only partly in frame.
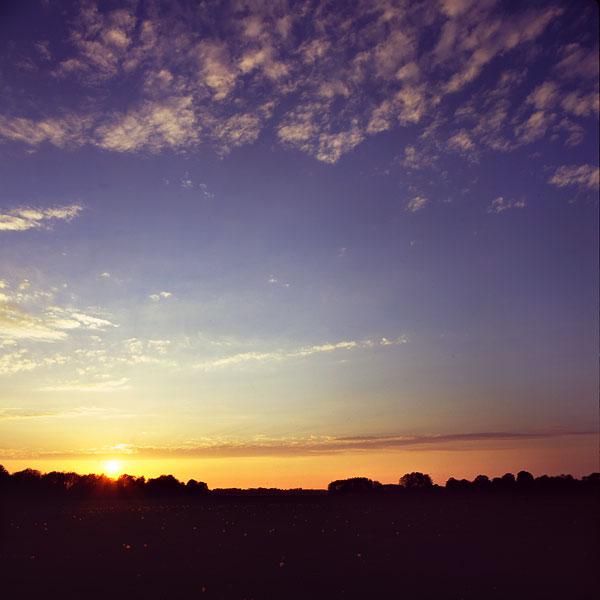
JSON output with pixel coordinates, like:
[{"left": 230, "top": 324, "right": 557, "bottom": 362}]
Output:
[
  {"left": 146, "top": 474, "right": 185, "bottom": 497},
  {"left": 473, "top": 474, "right": 491, "bottom": 490},
  {"left": 399, "top": 472, "right": 433, "bottom": 489},
  {"left": 186, "top": 479, "right": 209, "bottom": 495},
  {"left": 516, "top": 470, "right": 534, "bottom": 487},
  {"left": 582, "top": 472, "right": 600, "bottom": 489},
  {"left": 42, "top": 470, "right": 80, "bottom": 493},
  {"left": 116, "top": 474, "right": 146, "bottom": 497},
  {"left": 328, "top": 477, "right": 382, "bottom": 494},
  {"left": 11, "top": 468, "right": 42, "bottom": 493},
  {"left": 0, "top": 464, "right": 9, "bottom": 488},
  {"left": 492, "top": 473, "right": 516, "bottom": 490},
  {"left": 445, "top": 477, "right": 470, "bottom": 490}
]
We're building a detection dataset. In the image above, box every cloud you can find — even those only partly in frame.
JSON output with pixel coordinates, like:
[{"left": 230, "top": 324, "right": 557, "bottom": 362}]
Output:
[
  {"left": 0, "top": 115, "right": 92, "bottom": 148},
  {"left": 119, "top": 337, "right": 174, "bottom": 365},
  {"left": 180, "top": 174, "right": 193, "bottom": 189},
  {"left": 0, "top": 284, "right": 117, "bottom": 343},
  {"left": 555, "top": 43, "right": 599, "bottom": 81},
  {"left": 196, "top": 40, "right": 238, "bottom": 101},
  {"left": 548, "top": 164, "right": 599, "bottom": 191},
  {"left": 2, "top": 428, "right": 594, "bottom": 460},
  {"left": 0, "top": 405, "right": 134, "bottom": 421},
  {"left": 514, "top": 110, "right": 555, "bottom": 144},
  {"left": 149, "top": 291, "right": 172, "bottom": 302},
  {"left": 28, "top": 429, "right": 593, "bottom": 460},
  {"left": 400, "top": 145, "right": 437, "bottom": 170},
  {"left": 0, "top": 1, "right": 589, "bottom": 166},
  {"left": 38, "top": 377, "right": 130, "bottom": 392},
  {"left": 96, "top": 96, "right": 197, "bottom": 153},
  {"left": 213, "top": 112, "right": 263, "bottom": 155},
  {"left": 0, "top": 204, "right": 83, "bottom": 232},
  {"left": 447, "top": 130, "right": 476, "bottom": 154},
  {"left": 527, "top": 81, "right": 559, "bottom": 111},
  {"left": 0, "top": 349, "right": 38, "bottom": 375},
  {"left": 553, "top": 118, "right": 584, "bottom": 147},
  {"left": 0, "top": 303, "right": 68, "bottom": 342},
  {"left": 195, "top": 336, "right": 408, "bottom": 370},
  {"left": 406, "top": 196, "right": 428, "bottom": 212},
  {"left": 54, "top": 4, "right": 136, "bottom": 82},
  {"left": 560, "top": 91, "right": 599, "bottom": 118},
  {"left": 442, "top": 6, "right": 562, "bottom": 94},
  {"left": 487, "top": 196, "right": 526, "bottom": 214}
]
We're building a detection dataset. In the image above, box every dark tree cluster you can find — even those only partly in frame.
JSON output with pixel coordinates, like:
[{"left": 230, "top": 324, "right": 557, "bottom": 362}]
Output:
[
  {"left": 444, "top": 470, "right": 600, "bottom": 492},
  {"left": 327, "top": 477, "right": 382, "bottom": 494},
  {"left": 0, "top": 465, "right": 208, "bottom": 500},
  {"left": 327, "top": 471, "right": 600, "bottom": 495},
  {"left": 1, "top": 465, "right": 598, "bottom": 500}
]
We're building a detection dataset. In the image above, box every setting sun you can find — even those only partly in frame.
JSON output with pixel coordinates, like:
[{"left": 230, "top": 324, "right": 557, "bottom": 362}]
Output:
[{"left": 103, "top": 460, "right": 123, "bottom": 478}]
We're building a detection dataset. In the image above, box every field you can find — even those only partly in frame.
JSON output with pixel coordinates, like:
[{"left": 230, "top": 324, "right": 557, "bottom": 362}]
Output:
[{"left": 1, "top": 491, "right": 597, "bottom": 599}]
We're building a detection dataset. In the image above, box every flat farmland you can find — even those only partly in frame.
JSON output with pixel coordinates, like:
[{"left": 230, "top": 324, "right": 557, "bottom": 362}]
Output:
[{"left": 1, "top": 492, "right": 597, "bottom": 599}]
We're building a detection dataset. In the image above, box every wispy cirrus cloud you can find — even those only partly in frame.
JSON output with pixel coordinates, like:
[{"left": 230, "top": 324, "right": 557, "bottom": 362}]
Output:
[
  {"left": 127, "top": 429, "right": 598, "bottom": 459},
  {"left": 37, "top": 377, "right": 130, "bottom": 393},
  {"left": 0, "top": 281, "right": 117, "bottom": 344},
  {"left": 0, "top": 204, "right": 83, "bottom": 232},
  {"left": 0, "top": 405, "right": 135, "bottom": 421},
  {"left": 3, "top": 430, "right": 594, "bottom": 460},
  {"left": 195, "top": 336, "right": 408, "bottom": 371}
]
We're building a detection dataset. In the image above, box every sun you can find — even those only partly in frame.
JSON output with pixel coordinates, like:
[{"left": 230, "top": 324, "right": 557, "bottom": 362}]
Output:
[{"left": 103, "top": 459, "right": 123, "bottom": 478}]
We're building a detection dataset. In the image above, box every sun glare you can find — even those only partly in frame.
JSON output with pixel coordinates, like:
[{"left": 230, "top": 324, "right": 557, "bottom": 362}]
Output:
[{"left": 103, "top": 460, "right": 122, "bottom": 478}]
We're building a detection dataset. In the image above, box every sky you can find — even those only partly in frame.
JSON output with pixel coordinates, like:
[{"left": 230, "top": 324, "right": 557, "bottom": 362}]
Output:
[{"left": 0, "top": 0, "right": 598, "bottom": 487}]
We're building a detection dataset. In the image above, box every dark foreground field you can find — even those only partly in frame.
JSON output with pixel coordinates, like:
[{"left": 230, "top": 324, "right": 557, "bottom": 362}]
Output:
[{"left": 1, "top": 491, "right": 598, "bottom": 600}]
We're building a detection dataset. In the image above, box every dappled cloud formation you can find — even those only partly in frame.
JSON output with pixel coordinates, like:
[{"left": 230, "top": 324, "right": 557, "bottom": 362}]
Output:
[{"left": 0, "top": 0, "right": 597, "bottom": 166}]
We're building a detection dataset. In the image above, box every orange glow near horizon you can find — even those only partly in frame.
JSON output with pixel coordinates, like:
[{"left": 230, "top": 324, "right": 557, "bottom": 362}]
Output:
[{"left": 1, "top": 435, "right": 597, "bottom": 489}]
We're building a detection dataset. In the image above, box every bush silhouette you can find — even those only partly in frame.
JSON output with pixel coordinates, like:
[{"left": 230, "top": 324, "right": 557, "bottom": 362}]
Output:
[
  {"left": 186, "top": 479, "right": 209, "bottom": 495},
  {"left": 399, "top": 472, "right": 433, "bottom": 489},
  {"left": 328, "top": 477, "right": 382, "bottom": 494}
]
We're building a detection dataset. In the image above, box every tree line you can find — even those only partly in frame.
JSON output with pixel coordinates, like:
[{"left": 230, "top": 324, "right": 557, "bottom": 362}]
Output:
[
  {"left": 1, "top": 465, "right": 598, "bottom": 499},
  {"left": 327, "top": 471, "right": 600, "bottom": 493}
]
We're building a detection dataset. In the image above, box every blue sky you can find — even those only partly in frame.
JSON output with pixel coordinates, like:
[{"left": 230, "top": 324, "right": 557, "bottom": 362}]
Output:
[{"left": 0, "top": 0, "right": 598, "bottom": 485}]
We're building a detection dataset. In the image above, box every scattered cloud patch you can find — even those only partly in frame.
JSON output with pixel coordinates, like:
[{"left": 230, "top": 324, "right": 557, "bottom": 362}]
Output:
[
  {"left": 149, "top": 291, "right": 172, "bottom": 302},
  {"left": 180, "top": 173, "right": 193, "bottom": 189},
  {"left": 0, "top": 1, "right": 581, "bottom": 164},
  {"left": 548, "top": 164, "right": 599, "bottom": 191},
  {"left": 0, "top": 204, "right": 83, "bottom": 232},
  {"left": 406, "top": 196, "right": 428, "bottom": 213},
  {"left": 488, "top": 196, "right": 526, "bottom": 214},
  {"left": 96, "top": 96, "right": 197, "bottom": 153},
  {"left": 0, "top": 283, "right": 117, "bottom": 343},
  {"left": 0, "top": 349, "right": 38, "bottom": 375}
]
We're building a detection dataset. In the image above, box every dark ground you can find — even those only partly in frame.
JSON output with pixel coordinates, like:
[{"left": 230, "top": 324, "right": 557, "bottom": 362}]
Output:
[{"left": 1, "top": 491, "right": 598, "bottom": 599}]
